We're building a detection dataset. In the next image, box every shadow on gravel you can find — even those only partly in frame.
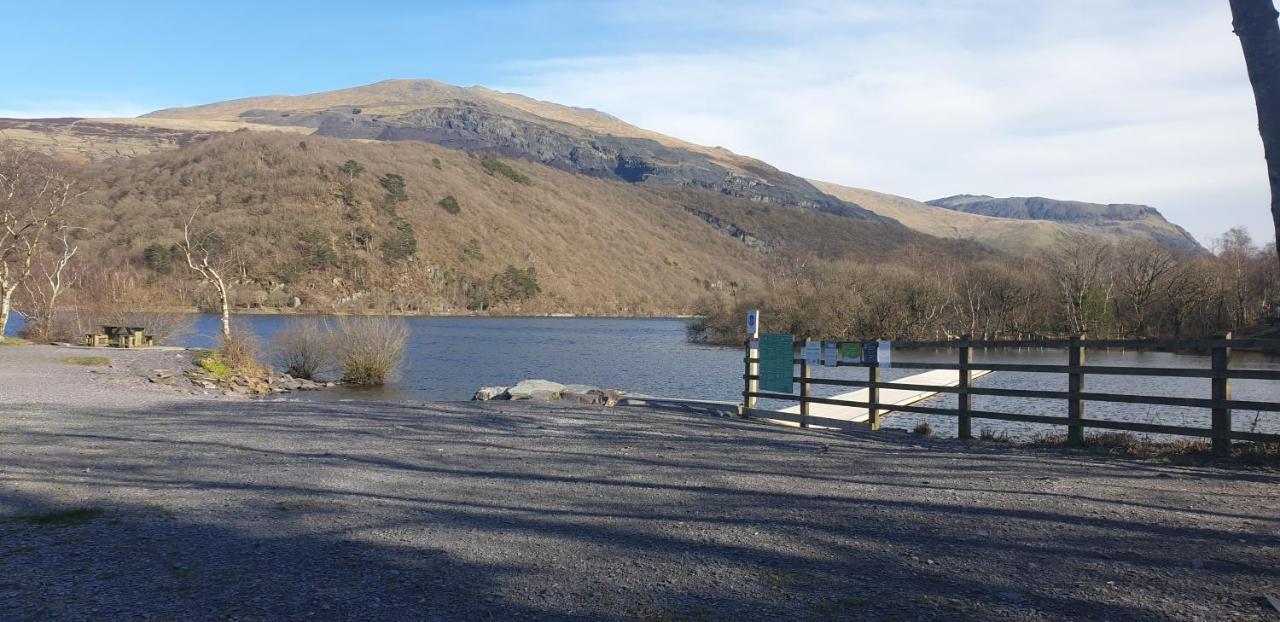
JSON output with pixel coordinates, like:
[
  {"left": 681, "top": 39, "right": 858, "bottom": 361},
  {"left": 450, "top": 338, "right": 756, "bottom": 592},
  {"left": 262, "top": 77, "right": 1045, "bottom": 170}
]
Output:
[
  {"left": 0, "top": 488, "right": 571, "bottom": 621},
  {"left": 2, "top": 399, "right": 1277, "bottom": 620}
]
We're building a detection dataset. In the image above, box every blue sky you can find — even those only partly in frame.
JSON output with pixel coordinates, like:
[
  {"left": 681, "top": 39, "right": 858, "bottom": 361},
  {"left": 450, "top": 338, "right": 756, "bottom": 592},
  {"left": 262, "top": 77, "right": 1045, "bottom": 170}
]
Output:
[{"left": 1, "top": 1, "right": 1271, "bottom": 245}]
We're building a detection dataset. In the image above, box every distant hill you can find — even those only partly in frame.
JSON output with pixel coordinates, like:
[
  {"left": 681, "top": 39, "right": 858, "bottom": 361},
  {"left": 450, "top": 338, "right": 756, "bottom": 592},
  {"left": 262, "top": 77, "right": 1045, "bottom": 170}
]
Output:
[
  {"left": 926, "top": 194, "right": 1203, "bottom": 252},
  {"left": 812, "top": 182, "right": 1206, "bottom": 254}
]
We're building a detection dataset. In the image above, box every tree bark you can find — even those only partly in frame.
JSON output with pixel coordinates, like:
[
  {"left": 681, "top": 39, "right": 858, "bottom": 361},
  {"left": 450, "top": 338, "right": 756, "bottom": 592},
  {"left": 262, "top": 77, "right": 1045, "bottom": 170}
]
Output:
[
  {"left": 1230, "top": 0, "right": 1280, "bottom": 265},
  {"left": 0, "top": 287, "right": 12, "bottom": 339}
]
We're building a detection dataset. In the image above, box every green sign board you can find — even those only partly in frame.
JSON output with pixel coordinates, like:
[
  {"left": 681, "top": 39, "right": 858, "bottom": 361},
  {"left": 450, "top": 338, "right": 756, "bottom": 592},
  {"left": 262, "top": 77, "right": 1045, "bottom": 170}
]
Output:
[{"left": 758, "top": 333, "right": 795, "bottom": 394}]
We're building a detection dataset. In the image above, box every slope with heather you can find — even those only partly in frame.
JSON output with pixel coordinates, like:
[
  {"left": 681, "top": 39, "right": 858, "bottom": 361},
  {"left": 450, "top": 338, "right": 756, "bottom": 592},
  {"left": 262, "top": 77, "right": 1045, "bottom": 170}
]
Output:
[{"left": 65, "top": 131, "right": 972, "bottom": 317}]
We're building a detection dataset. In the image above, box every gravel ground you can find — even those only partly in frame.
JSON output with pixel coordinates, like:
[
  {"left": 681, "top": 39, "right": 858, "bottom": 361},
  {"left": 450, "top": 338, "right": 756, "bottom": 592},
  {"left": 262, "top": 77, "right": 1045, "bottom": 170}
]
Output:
[{"left": 1, "top": 345, "right": 1278, "bottom": 621}]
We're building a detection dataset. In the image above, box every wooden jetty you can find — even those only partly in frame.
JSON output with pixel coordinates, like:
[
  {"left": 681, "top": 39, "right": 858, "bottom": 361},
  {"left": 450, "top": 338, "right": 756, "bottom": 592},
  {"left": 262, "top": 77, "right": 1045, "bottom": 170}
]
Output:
[{"left": 769, "top": 368, "right": 993, "bottom": 429}]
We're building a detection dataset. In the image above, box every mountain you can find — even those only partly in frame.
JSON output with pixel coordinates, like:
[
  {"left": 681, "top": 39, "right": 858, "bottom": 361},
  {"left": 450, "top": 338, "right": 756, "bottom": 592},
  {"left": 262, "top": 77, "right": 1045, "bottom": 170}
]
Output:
[
  {"left": 927, "top": 194, "right": 1203, "bottom": 252},
  {"left": 58, "top": 131, "right": 970, "bottom": 316},
  {"left": 142, "top": 79, "right": 887, "bottom": 223}
]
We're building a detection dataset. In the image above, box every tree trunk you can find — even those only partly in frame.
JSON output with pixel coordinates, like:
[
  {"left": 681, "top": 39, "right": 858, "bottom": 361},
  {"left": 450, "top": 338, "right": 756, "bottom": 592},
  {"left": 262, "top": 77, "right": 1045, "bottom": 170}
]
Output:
[
  {"left": 1231, "top": 0, "right": 1280, "bottom": 265},
  {"left": 217, "top": 282, "right": 231, "bottom": 342},
  {"left": 0, "top": 286, "right": 13, "bottom": 340}
]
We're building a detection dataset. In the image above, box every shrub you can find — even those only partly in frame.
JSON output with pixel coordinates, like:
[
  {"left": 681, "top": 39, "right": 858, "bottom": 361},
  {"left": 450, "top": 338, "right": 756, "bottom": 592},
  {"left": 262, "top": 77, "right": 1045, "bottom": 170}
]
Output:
[
  {"left": 379, "top": 172, "right": 407, "bottom": 209},
  {"left": 272, "top": 319, "right": 332, "bottom": 379},
  {"left": 438, "top": 195, "right": 461, "bottom": 215},
  {"left": 490, "top": 266, "right": 540, "bottom": 303},
  {"left": 334, "top": 316, "right": 408, "bottom": 385},
  {"left": 912, "top": 422, "right": 933, "bottom": 436},
  {"left": 431, "top": 157, "right": 442, "bottom": 170},
  {"left": 221, "top": 328, "right": 266, "bottom": 377},
  {"left": 480, "top": 156, "right": 531, "bottom": 184},
  {"left": 380, "top": 218, "right": 418, "bottom": 263}
]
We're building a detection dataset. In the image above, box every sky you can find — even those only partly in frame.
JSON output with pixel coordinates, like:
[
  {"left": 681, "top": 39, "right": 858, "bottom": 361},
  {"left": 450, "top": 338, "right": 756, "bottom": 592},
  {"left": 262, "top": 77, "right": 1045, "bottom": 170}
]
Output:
[{"left": 0, "top": 0, "right": 1270, "bottom": 246}]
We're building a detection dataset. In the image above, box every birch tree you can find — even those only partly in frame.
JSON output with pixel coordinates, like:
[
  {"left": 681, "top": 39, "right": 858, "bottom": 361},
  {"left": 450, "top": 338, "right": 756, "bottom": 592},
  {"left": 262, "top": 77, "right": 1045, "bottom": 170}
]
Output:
[
  {"left": 17, "top": 233, "right": 78, "bottom": 342},
  {"left": 179, "top": 207, "right": 234, "bottom": 341},
  {"left": 0, "top": 145, "right": 79, "bottom": 339}
]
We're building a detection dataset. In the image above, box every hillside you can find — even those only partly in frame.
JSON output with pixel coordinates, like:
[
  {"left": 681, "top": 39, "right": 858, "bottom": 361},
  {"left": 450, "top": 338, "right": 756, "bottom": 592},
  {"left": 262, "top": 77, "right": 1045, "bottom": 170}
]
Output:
[
  {"left": 63, "top": 131, "right": 969, "bottom": 316},
  {"left": 142, "top": 80, "right": 886, "bottom": 222},
  {"left": 927, "top": 194, "right": 1203, "bottom": 252}
]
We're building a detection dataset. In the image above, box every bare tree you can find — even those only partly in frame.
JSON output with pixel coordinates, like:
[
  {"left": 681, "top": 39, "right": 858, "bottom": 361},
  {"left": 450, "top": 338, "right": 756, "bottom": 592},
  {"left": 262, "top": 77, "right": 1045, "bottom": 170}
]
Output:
[
  {"left": 0, "top": 145, "right": 80, "bottom": 339},
  {"left": 1114, "top": 240, "right": 1177, "bottom": 336},
  {"left": 1230, "top": 0, "right": 1280, "bottom": 266},
  {"left": 1047, "top": 234, "right": 1114, "bottom": 335},
  {"left": 180, "top": 207, "right": 233, "bottom": 340},
  {"left": 17, "top": 233, "right": 78, "bottom": 342}
]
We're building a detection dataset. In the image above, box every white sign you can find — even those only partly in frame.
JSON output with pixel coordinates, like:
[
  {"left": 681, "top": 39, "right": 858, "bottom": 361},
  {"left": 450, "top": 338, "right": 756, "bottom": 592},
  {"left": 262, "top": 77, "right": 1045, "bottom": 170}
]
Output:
[
  {"left": 877, "top": 340, "right": 892, "bottom": 368},
  {"left": 822, "top": 341, "right": 839, "bottom": 367},
  {"left": 802, "top": 340, "right": 821, "bottom": 366},
  {"left": 746, "top": 309, "right": 759, "bottom": 338}
]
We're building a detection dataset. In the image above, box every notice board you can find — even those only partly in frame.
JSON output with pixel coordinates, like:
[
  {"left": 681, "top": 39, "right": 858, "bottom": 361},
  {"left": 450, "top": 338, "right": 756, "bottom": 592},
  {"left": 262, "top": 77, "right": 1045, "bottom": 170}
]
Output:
[{"left": 758, "top": 333, "right": 795, "bottom": 394}]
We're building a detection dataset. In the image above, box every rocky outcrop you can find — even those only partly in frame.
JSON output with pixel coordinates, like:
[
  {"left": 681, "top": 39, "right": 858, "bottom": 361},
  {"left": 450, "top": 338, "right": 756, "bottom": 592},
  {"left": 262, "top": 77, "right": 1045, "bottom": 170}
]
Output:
[
  {"left": 683, "top": 207, "right": 766, "bottom": 250},
  {"left": 473, "top": 379, "right": 624, "bottom": 406},
  {"left": 927, "top": 195, "right": 1204, "bottom": 252}
]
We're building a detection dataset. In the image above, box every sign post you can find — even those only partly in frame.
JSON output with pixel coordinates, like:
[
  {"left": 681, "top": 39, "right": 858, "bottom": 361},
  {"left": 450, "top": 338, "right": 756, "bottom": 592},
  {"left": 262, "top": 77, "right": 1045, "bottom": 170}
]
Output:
[{"left": 744, "top": 310, "right": 761, "bottom": 411}]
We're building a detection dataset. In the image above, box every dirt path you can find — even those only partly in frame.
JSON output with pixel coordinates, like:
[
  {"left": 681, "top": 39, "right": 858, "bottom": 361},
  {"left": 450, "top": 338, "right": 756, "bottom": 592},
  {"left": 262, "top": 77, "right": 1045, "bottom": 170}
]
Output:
[{"left": 1, "top": 345, "right": 1278, "bottom": 620}]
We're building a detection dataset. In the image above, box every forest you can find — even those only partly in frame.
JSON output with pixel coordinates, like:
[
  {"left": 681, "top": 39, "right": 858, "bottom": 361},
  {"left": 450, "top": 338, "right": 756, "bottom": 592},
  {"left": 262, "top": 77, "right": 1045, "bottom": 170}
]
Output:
[{"left": 687, "top": 229, "right": 1280, "bottom": 345}]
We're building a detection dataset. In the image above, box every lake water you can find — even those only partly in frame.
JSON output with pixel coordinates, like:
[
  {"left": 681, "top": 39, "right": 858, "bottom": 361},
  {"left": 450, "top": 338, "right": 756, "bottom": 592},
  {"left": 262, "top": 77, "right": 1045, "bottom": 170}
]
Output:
[{"left": 7, "top": 314, "right": 1279, "bottom": 439}]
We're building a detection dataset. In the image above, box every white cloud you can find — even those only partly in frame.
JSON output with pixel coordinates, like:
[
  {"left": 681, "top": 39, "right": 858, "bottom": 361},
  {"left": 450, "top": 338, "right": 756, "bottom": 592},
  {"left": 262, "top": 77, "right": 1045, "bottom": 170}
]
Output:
[{"left": 497, "top": 1, "right": 1271, "bottom": 245}]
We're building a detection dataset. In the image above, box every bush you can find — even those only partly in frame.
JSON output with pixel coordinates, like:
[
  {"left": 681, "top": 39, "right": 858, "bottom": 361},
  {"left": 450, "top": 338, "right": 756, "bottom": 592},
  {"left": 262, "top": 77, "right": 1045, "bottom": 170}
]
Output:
[
  {"left": 380, "top": 218, "right": 418, "bottom": 263},
  {"left": 334, "top": 316, "right": 408, "bottom": 385},
  {"left": 272, "top": 319, "right": 332, "bottom": 379},
  {"left": 221, "top": 328, "right": 266, "bottom": 376},
  {"left": 490, "top": 266, "right": 540, "bottom": 303},
  {"left": 438, "top": 195, "right": 461, "bottom": 215},
  {"left": 912, "top": 422, "right": 933, "bottom": 436},
  {"left": 480, "top": 156, "right": 531, "bottom": 184}
]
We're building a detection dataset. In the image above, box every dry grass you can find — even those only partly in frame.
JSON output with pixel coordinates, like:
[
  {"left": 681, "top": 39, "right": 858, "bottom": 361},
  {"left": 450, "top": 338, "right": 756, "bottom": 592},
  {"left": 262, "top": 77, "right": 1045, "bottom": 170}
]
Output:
[
  {"left": 272, "top": 319, "right": 332, "bottom": 379},
  {"left": 1030, "top": 432, "right": 1280, "bottom": 467},
  {"left": 334, "top": 316, "right": 408, "bottom": 385},
  {"left": 61, "top": 356, "right": 109, "bottom": 366}
]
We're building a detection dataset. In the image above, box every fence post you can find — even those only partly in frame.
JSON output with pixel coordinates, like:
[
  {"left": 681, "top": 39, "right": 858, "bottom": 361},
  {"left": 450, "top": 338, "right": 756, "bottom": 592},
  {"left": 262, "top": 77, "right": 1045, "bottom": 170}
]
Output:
[
  {"left": 958, "top": 333, "right": 973, "bottom": 439},
  {"left": 1067, "top": 335, "right": 1085, "bottom": 445},
  {"left": 799, "top": 354, "right": 811, "bottom": 429},
  {"left": 742, "top": 339, "right": 756, "bottom": 416},
  {"left": 867, "top": 363, "right": 881, "bottom": 431},
  {"left": 1211, "top": 332, "right": 1233, "bottom": 457}
]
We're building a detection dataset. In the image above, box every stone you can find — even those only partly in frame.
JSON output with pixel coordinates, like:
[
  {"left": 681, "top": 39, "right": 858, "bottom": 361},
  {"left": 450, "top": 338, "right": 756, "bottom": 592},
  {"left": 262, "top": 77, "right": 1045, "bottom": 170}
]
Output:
[
  {"left": 472, "top": 387, "right": 510, "bottom": 401},
  {"left": 560, "top": 391, "right": 605, "bottom": 405},
  {"left": 507, "top": 380, "right": 566, "bottom": 400},
  {"left": 528, "top": 389, "right": 560, "bottom": 401}
]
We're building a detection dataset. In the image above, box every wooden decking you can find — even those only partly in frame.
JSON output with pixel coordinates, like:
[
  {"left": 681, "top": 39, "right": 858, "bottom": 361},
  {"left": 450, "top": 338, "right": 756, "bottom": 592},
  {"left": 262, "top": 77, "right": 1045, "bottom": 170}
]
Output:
[{"left": 769, "top": 368, "right": 993, "bottom": 429}]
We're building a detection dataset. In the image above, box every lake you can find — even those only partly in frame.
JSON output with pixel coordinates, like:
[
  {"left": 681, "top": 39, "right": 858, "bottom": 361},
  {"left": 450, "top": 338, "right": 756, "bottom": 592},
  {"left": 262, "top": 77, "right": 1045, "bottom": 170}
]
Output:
[{"left": 6, "top": 313, "right": 1279, "bottom": 439}]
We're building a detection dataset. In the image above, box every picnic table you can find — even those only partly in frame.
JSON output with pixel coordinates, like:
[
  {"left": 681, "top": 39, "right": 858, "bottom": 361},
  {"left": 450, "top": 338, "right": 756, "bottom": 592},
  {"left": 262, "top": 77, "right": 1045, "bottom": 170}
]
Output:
[{"left": 84, "top": 326, "right": 153, "bottom": 348}]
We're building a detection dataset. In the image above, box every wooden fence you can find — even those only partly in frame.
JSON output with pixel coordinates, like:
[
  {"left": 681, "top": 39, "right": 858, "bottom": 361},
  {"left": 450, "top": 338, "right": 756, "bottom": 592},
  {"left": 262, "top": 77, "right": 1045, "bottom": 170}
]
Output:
[{"left": 742, "top": 334, "right": 1280, "bottom": 456}]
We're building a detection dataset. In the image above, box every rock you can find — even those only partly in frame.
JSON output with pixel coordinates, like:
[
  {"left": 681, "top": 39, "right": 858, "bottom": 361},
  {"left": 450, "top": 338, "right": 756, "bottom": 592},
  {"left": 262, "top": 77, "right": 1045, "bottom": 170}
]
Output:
[
  {"left": 562, "top": 384, "right": 600, "bottom": 394},
  {"left": 507, "top": 380, "right": 566, "bottom": 400},
  {"left": 473, "top": 386, "right": 510, "bottom": 401},
  {"left": 528, "top": 389, "right": 560, "bottom": 401},
  {"left": 560, "top": 391, "right": 605, "bottom": 405}
]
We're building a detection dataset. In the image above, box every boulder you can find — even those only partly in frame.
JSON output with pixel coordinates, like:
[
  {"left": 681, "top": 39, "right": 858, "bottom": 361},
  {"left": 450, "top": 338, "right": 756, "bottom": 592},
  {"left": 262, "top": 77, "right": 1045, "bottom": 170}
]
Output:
[
  {"left": 560, "top": 390, "right": 606, "bottom": 406},
  {"left": 507, "top": 380, "right": 566, "bottom": 400},
  {"left": 528, "top": 389, "right": 560, "bottom": 401},
  {"left": 472, "top": 386, "right": 510, "bottom": 401}
]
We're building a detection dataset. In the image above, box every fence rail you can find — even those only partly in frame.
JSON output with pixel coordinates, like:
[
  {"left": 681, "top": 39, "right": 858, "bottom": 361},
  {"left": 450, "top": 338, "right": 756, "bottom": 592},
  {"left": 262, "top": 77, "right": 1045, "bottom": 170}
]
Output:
[{"left": 741, "top": 333, "right": 1280, "bottom": 455}]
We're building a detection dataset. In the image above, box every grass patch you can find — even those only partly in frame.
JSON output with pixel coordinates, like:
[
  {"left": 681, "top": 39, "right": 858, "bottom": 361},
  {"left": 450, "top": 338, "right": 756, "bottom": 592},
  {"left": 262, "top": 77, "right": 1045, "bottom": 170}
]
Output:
[
  {"left": 480, "top": 156, "right": 531, "bottom": 184},
  {"left": 1030, "top": 432, "right": 1280, "bottom": 466},
  {"left": 61, "top": 356, "right": 110, "bottom": 366},
  {"left": 6, "top": 507, "right": 105, "bottom": 527},
  {"left": 193, "top": 349, "right": 233, "bottom": 379},
  {"left": 0, "top": 337, "right": 31, "bottom": 346}
]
